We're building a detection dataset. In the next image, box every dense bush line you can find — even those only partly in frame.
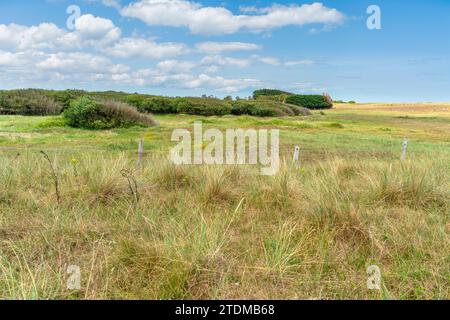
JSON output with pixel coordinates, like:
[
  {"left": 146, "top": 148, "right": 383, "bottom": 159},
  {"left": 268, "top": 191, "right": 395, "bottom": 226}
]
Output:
[
  {"left": 139, "top": 96, "right": 178, "bottom": 114},
  {"left": 64, "top": 97, "right": 156, "bottom": 129},
  {"left": 0, "top": 89, "right": 63, "bottom": 115},
  {"left": 285, "top": 94, "right": 333, "bottom": 109},
  {"left": 0, "top": 89, "right": 139, "bottom": 115},
  {"left": 125, "top": 96, "right": 231, "bottom": 116},
  {"left": 175, "top": 97, "right": 232, "bottom": 116},
  {"left": 126, "top": 95, "right": 309, "bottom": 117},
  {"left": 0, "top": 89, "right": 324, "bottom": 118},
  {"left": 231, "top": 100, "right": 277, "bottom": 117}
]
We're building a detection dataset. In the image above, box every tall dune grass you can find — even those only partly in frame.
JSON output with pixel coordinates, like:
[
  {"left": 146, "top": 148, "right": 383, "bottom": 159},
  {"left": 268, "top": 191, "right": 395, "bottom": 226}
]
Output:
[{"left": 0, "top": 152, "right": 448, "bottom": 299}]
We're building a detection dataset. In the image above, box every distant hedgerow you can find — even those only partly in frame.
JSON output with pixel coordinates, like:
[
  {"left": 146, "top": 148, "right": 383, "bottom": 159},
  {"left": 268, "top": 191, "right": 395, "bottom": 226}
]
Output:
[
  {"left": 175, "top": 98, "right": 232, "bottom": 116},
  {"left": 231, "top": 101, "right": 278, "bottom": 117},
  {"left": 0, "top": 89, "right": 63, "bottom": 115},
  {"left": 138, "top": 97, "right": 178, "bottom": 114},
  {"left": 132, "top": 96, "right": 232, "bottom": 116}
]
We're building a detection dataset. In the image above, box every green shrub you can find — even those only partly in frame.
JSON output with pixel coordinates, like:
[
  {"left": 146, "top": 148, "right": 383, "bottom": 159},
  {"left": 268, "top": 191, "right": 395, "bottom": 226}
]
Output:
[
  {"left": 175, "top": 98, "right": 232, "bottom": 116},
  {"left": 285, "top": 94, "right": 333, "bottom": 110},
  {"left": 64, "top": 97, "right": 156, "bottom": 130},
  {"left": 253, "top": 89, "right": 294, "bottom": 100},
  {"left": 0, "top": 89, "right": 63, "bottom": 115}
]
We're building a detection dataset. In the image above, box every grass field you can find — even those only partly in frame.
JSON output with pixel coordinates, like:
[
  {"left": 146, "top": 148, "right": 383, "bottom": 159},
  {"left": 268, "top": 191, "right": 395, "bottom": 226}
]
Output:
[{"left": 0, "top": 103, "right": 449, "bottom": 299}]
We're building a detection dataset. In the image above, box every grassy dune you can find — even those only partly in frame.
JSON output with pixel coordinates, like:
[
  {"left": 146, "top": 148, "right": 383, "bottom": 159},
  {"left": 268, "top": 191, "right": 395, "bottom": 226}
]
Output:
[{"left": 0, "top": 104, "right": 449, "bottom": 299}]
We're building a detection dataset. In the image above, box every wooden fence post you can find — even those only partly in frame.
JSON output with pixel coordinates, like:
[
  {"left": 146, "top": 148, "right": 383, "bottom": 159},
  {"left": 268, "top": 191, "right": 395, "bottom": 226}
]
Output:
[
  {"left": 138, "top": 138, "right": 144, "bottom": 167},
  {"left": 401, "top": 137, "right": 408, "bottom": 161},
  {"left": 293, "top": 146, "right": 300, "bottom": 167}
]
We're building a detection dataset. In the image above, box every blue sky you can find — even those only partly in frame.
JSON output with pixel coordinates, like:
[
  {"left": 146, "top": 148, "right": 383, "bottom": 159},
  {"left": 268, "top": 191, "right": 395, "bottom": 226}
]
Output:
[{"left": 0, "top": 0, "right": 449, "bottom": 102}]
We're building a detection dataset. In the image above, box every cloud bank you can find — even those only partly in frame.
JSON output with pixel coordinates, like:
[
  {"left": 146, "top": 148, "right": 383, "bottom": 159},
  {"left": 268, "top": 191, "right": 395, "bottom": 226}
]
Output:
[{"left": 121, "top": 0, "right": 344, "bottom": 35}]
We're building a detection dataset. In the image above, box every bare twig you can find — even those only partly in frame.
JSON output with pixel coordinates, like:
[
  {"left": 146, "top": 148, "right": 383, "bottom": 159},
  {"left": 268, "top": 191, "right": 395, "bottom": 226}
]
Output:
[
  {"left": 121, "top": 168, "right": 139, "bottom": 204},
  {"left": 40, "top": 151, "right": 61, "bottom": 207},
  {"left": 13, "top": 153, "right": 20, "bottom": 162},
  {"left": 8, "top": 153, "right": 20, "bottom": 168}
]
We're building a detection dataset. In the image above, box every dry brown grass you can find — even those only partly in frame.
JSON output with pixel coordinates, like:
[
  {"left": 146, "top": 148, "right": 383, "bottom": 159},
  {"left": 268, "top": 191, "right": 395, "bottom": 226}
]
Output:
[{"left": 335, "top": 102, "right": 450, "bottom": 113}]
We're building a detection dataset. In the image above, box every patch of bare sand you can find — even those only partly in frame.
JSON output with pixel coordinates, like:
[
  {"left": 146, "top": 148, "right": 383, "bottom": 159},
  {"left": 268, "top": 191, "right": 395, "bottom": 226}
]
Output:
[{"left": 0, "top": 132, "right": 48, "bottom": 138}]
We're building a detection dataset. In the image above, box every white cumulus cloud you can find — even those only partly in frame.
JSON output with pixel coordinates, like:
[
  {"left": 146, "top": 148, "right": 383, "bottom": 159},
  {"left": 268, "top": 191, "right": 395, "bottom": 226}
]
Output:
[
  {"left": 0, "top": 23, "right": 66, "bottom": 50},
  {"left": 107, "top": 38, "right": 189, "bottom": 59},
  {"left": 284, "top": 60, "right": 315, "bottom": 66},
  {"left": 195, "top": 42, "right": 261, "bottom": 54},
  {"left": 256, "top": 56, "right": 280, "bottom": 66},
  {"left": 0, "top": 7, "right": 316, "bottom": 94},
  {"left": 157, "top": 59, "right": 196, "bottom": 72},
  {"left": 0, "top": 15, "right": 121, "bottom": 51},
  {"left": 36, "top": 52, "right": 129, "bottom": 74},
  {"left": 74, "top": 14, "right": 121, "bottom": 45},
  {"left": 121, "top": 0, "right": 344, "bottom": 35},
  {"left": 182, "top": 74, "right": 260, "bottom": 93},
  {"left": 201, "top": 55, "right": 251, "bottom": 68}
]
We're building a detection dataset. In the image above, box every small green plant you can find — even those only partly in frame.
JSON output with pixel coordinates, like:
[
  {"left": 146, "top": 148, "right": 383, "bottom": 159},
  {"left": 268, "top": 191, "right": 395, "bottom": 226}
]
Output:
[{"left": 71, "top": 158, "right": 79, "bottom": 177}]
